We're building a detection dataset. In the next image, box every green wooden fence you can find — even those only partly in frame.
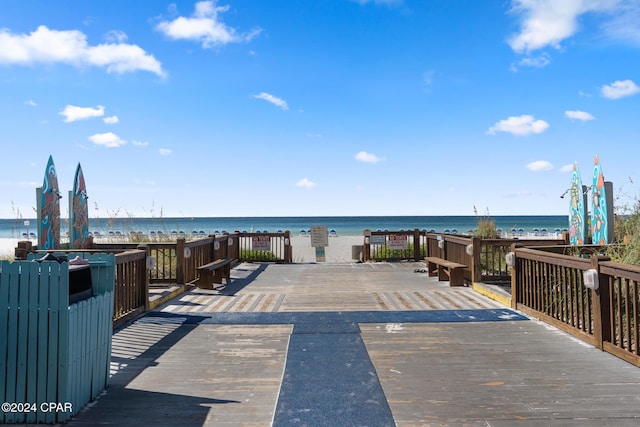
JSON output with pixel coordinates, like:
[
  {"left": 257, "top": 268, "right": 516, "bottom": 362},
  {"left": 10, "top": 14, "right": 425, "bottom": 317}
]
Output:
[{"left": 0, "top": 253, "right": 115, "bottom": 424}]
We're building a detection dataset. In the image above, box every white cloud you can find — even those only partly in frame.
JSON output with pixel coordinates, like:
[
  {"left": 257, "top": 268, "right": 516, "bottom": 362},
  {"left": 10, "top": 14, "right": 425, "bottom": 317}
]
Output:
[
  {"left": 0, "top": 25, "right": 165, "bottom": 77},
  {"left": 599, "top": 1, "right": 640, "bottom": 45},
  {"left": 253, "top": 92, "right": 288, "bottom": 110},
  {"left": 487, "top": 115, "right": 550, "bottom": 136},
  {"left": 104, "top": 30, "right": 128, "bottom": 43},
  {"left": 88, "top": 132, "right": 126, "bottom": 148},
  {"left": 601, "top": 79, "right": 640, "bottom": 99},
  {"left": 132, "top": 140, "right": 149, "bottom": 147},
  {"left": 565, "top": 110, "right": 595, "bottom": 121},
  {"left": 159, "top": 148, "right": 172, "bottom": 156},
  {"left": 355, "top": 151, "right": 383, "bottom": 163},
  {"left": 507, "top": 0, "right": 618, "bottom": 53},
  {"left": 510, "top": 53, "right": 551, "bottom": 71},
  {"left": 296, "top": 178, "right": 317, "bottom": 189},
  {"left": 560, "top": 163, "right": 575, "bottom": 173},
  {"left": 103, "top": 115, "right": 119, "bottom": 124},
  {"left": 156, "top": 1, "right": 261, "bottom": 48},
  {"left": 25, "top": 99, "right": 37, "bottom": 106},
  {"left": 526, "top": 160, "right": 554, "bottom": 171},
  {"left": 60, "top": 105, "right": 104, "bottom": 122}
]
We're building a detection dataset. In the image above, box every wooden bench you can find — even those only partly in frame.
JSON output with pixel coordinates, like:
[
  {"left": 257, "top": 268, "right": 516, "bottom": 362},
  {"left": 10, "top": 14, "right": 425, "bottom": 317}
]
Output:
[
  {"left": 196, "top": 258, "right": 234, "bottom": 289},
  {"left": 425, "top": 256, "right": 466, "bottom": 286}
]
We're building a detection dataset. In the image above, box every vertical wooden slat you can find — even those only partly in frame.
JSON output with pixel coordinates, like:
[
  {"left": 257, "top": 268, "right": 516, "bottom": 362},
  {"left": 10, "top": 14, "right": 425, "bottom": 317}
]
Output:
[
  {"left": 36, "top": 263, "right": 49, "bottom": 423},
  {"left": 0, "top": 262, "right": 10, "bottom": 415},
  {"left": 5, "top": 262, "right": 20, "bottom": 424},
  {"left": 45, "top": 262, "right": 60, "bottom": 424},
  {"left": 68, "top": 302, "right": 78, "bottom": 417},
  {"left": 57, "top": 263, "right": 69, "bottom": 423},
  {"left": 15, "top": 263, "right": 30, "bottom": 423},
  {"left": 633, "top": 280, "right": 639, "bottom": 355},
  {"left": 26, "top": 263, "right": 40, "bottom": 424}
]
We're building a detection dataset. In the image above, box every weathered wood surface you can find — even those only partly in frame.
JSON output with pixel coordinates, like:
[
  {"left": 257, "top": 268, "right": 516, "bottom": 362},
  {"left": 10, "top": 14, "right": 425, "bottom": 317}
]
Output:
[
  {"left": 67, "top": 262, "right": 640, "bottom": 426},
  {"left": 159, "top": 262, "right": 498, "bottom": 313}
]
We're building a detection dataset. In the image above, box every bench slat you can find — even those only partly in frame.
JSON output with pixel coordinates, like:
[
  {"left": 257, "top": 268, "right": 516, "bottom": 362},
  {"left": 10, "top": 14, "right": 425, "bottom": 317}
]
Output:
[
  {"left": 196, "top": 258, "right": 235, "bottom": 289},
  {"left": 425, "top": 256, "right": 466, "bottom": 286}
]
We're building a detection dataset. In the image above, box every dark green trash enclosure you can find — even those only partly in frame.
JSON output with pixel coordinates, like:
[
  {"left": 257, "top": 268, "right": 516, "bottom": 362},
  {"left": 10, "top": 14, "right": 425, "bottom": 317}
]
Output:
[{"left": 1, "top": 253, "right": 115, "bottom": 424}]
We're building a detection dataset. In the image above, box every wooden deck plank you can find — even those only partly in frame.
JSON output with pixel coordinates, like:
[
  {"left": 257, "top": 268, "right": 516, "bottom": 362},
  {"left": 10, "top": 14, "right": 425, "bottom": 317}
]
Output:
[{"left": 66, "top": 263, "right": 640, "bottom": 426}]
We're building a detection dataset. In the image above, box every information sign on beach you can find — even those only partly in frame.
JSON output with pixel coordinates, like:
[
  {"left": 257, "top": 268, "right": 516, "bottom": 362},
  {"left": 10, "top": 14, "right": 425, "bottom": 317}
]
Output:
[
  {"left": 387, "top": 234, "right": 408, "bottom": 250},
  {"left": 252, "top": 235, "right": 272, "bottom": 251},
  {"left": 310, "top": 225, "right": 329, "bottom": 248},
  {"left": 370, "top": 235, "right": 386, "bottom": 245}
]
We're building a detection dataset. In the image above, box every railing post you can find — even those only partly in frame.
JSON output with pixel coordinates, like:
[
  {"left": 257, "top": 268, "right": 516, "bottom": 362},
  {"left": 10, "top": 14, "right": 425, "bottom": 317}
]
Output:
[
  {"left": 363, "top": 232, "right": 371, "bottom": 262},
  {"left": 176, "top": 238, "right": 185, "bottom": 285},
  {"left": 471, "top": 236, "right": 481, "bottom": 283},
  {"left": 510, "top": 243, "right": 519, "bottom": 310},
  {"left": 284, "top": 230, "right": 292, "bottom": 263},
  {"left": 413, "top": 229, "right": 420, "bottom": 261},
  {"left": 439, "top": 235, "right": 447, "bottom": 260},
  {"left": 137, "top": 245, "right": 150, "bottom": 311},
  {"left": 591, "top": 255, "right": 612, "bottom": 351}
]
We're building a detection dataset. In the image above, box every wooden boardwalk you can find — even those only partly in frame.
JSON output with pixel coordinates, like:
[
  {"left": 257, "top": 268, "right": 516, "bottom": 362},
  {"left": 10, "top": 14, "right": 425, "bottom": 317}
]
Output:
[{"left": 66, "top": 262, "right": 640, "bottom": 426}]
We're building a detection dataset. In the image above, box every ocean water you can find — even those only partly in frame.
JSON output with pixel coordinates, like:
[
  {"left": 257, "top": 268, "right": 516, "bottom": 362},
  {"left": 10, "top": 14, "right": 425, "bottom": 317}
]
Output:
[{"left": 0, "top": 215, "right": 569, "bottom": 239}]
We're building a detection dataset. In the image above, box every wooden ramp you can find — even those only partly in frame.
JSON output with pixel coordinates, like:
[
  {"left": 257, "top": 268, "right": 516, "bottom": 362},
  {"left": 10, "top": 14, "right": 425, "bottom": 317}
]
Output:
[
  {"left": 158, "top": 262, "right": 503, "bottom": 313},
  {"left": 66, "top": 262, "right": 640, "bottom": 427}
]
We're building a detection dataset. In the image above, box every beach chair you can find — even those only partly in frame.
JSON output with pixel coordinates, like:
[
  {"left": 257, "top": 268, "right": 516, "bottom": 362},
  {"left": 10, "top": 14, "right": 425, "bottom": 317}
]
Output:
[
  {"left": 451, "top": 229, "right": 458, "bottom": 235},
  {"left": 300, "top": 229, "right": 306, "bottom": 236},
  {"left": 29, "top": 232, "right": 37, "bottom": 239},
  {"left": 329, "top": 229, "right": 337, "bottom": 237},
  {"left": 540, "top": 228, "right": 548, "bottom": 236}
]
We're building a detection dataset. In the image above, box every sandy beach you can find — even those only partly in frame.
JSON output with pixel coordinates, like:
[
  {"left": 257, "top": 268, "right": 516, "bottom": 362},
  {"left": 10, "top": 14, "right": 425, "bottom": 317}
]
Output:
[{"left": 0, "top": 235, "right": 366, "bottom": 263}]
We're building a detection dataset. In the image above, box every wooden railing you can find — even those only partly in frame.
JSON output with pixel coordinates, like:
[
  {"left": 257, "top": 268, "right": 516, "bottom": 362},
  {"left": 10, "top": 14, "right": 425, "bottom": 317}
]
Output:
[
  {"left": 238, "top": 231, "right": 292, "bottom": 263},
  {"left": 595, "top": 260, "right": 640, "bottom": 366},
  {"left": 511, "top": 248, "right": 640, "bottom": 367},
  {"left": 364, "top": 229, "right": 425, "bottom": 261},
  {"left": 113, "top": 249, "right": 148, "bottom": 329}
]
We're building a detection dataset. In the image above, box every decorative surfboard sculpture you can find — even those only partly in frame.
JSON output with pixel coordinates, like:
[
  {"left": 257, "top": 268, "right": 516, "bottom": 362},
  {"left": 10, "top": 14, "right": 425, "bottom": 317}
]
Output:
[
  {"left": 39, "top": 155, "right": 61, "bottom": 250},
  {"left": 591, "top": 155, "right": 611, "bottom": 245},
  {"left": 569, "top": 162, "right": 586, "bottom": 246},
  {"left": 70, "top": 163, "right": 90, "bottom": 249}
]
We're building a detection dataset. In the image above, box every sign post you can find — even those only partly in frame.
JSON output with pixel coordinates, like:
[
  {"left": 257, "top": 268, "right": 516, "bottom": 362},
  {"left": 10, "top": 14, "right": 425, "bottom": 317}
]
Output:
[{"left": 310, "top": 225, "right": 329, "bottom": 262}]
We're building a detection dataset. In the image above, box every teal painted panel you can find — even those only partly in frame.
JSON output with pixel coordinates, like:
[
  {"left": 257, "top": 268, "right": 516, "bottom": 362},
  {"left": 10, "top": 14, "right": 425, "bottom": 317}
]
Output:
[
  {"left": 1, "top": 255, "right": 114, "bottom": 424},
  {"left": 5, "top": 262, "right": 20, "bottom": 424},
  {"left": 0, "top": 262, "right": 11, "bottom": 406},
  {"left": 67, "top": 301, "right": 78, "bottom": 415},
  {"left": 36, "top": 263, "right": 50, "bottom": 423},
  {"left": 26, "top": 263, "right": 40, "bottom": 424},
  {"left": 45, "top": 262, "right": 61, "bottom": 424},
  {"left": 15, "top": 264, "right": 30, "bottom": 423},
  {"left": 57, "top": 267, "right": 69, "bottom": 423}
]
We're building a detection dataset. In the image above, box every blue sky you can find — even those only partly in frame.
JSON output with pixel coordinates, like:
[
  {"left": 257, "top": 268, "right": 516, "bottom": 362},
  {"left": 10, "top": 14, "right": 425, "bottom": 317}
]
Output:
[{"left": 1, "top": 0, "right": 639, "bottom": 219}]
